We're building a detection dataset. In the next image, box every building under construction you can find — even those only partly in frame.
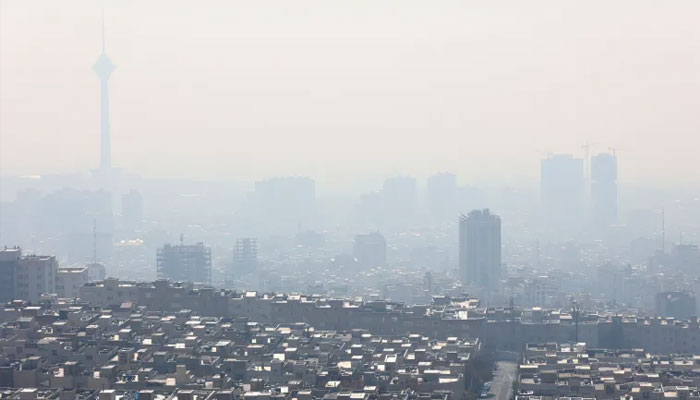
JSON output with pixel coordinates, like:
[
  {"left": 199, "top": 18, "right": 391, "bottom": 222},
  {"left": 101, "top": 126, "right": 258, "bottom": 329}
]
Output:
[{"left": 157, "top": 241, "right": 211, "bottom": 285}]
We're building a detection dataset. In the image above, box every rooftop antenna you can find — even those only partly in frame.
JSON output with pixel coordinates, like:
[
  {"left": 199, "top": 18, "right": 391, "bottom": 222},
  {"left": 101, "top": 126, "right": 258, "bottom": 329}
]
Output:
[
  {"left": 100, "top": 0, "right": 106, "bottom": 53},
  {"left": 93, "top": 218, "right": 98, "bottom": 264}
]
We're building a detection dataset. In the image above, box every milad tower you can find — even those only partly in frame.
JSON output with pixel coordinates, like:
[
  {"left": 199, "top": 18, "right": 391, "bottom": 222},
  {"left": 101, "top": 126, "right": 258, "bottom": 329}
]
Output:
[{"left": 93, "top": 12, "right": 115, "bottom": 173}]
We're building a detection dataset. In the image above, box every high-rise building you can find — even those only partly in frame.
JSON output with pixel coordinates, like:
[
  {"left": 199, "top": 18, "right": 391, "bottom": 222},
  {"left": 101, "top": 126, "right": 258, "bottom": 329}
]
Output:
[
  {"left": 0, "top": 248, "right": 21, "bottom": 303},
  {"left": 591, "top": 152, "right": 618, "bottom": 228},
  {"left": 540, "top": 154, "right": 585, "bottom": 232},
  {"left": 427, "top": 173, "right": 457, "bottom": 222},
  {"left": 121, "top": 189, "right": 143, "bottom": 232},
  {"left": 353, "top": 232, "right": 387, "bottom": 268},
  {"left": 18, "top": 255, "right": 59, "bottom": 303},
  {"left": 0, "top": 247, "right": 58, "bottom": 303},
  {"left": 157, "top": 241, "right": 212, "bottom": 284},
  {"left": 459, "top": 209, "right": 501, "bottom": 289},
  {"left": 233, "top": 238, "right": 258, "bottom": 275}
]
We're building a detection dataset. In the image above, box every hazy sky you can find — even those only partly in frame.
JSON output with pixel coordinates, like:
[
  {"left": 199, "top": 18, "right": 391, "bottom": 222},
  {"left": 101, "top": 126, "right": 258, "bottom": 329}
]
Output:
[{"left": 1, "top": 1, "right": 699, "bottom": 187}]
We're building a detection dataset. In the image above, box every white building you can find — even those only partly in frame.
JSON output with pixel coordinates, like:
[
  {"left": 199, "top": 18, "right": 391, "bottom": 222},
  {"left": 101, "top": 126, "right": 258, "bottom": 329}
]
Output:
[
  {"left": 56, "top": 266, "right": 89, "bottom": 299},
  {"left": 9, "top": 251, "right": 58, "bottom": 303}
]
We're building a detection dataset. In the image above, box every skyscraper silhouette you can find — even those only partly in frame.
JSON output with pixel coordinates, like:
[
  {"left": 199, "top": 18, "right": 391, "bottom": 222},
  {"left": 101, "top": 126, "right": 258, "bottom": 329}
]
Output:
[
  {"left": 353, "top": 232, "right": 387, "bottom": 269},
  {"left": 459, "top": 209, "right": 501, "bottom": 289},
  {"left": 234, "top": 238, "right": 258, "bottom": 275},
  {"left": 591, "top": 152, "right": 618, "bottom": 228}
]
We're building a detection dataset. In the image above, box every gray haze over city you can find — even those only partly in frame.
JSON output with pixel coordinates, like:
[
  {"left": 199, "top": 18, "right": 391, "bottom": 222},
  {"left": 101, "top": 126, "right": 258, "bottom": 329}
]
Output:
[{"left": 1, "top": 2, "right": 700, "bottom": 399}]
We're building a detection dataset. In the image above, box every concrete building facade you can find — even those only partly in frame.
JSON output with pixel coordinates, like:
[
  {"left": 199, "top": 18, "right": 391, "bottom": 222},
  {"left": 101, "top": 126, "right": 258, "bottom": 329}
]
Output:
[
  {"left": 56, "top": 267, "right": 89, "bottom": 299},
  {"left": 591, "top": 151, "right": 618, "bottom": 228},
  {"left": 0, "top": 248, "right": 58, "bottom": 303},
  {"left": 459, "top": 209, "right": 501, "bottom": 290}
]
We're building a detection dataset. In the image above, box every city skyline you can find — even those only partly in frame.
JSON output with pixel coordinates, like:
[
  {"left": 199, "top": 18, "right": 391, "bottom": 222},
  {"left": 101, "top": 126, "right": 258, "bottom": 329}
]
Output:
[
  {"left": 2, "top": 1, "right": 700, "bottom": 187},
  {"left": 2, "top": 3, "right": 700, "bottom": 399}
]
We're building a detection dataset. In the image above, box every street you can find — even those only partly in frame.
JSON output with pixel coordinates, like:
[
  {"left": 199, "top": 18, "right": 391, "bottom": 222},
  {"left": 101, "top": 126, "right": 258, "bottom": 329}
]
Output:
[{"left": 487, "top": 361, "right": 517, "bottom": 400}]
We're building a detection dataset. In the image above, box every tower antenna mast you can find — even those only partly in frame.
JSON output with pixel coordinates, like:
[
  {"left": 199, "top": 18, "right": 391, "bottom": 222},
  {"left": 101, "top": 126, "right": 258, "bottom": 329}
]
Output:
[
  {"left": 101, "top": 0, "right": 106, "bottom": 52},
  {"left": 93, "top": 0, "right": 115, "bottom": 172},
  {"left": 93, "top": 218, "right": 98, "bottom": 264}
]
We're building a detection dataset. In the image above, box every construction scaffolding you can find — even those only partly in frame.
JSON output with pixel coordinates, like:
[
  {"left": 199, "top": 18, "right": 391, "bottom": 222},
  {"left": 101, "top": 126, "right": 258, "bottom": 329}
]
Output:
[{"left": 156, "top": 241, "right": 212, "bottom": 285}]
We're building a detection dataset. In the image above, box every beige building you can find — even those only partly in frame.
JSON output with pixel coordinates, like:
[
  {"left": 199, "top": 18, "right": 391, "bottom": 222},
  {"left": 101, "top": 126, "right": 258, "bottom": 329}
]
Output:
[
  {"left": 15, "top": 254, "right": 58, "bottom": 303},
  {"left": 56, "top": 266, "right": 89, "bottom": 299}
]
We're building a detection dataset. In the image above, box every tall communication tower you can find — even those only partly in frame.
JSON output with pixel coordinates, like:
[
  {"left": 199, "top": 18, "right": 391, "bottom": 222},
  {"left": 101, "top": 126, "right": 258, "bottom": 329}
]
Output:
[{"left": 93, "top": 3, "right": 115, "bottom": 172}]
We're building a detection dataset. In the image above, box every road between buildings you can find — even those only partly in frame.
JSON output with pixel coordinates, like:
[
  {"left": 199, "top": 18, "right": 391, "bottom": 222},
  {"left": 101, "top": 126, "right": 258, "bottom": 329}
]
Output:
[{"left": 488, "top": 361, "right": 517, "bottom": 400}]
